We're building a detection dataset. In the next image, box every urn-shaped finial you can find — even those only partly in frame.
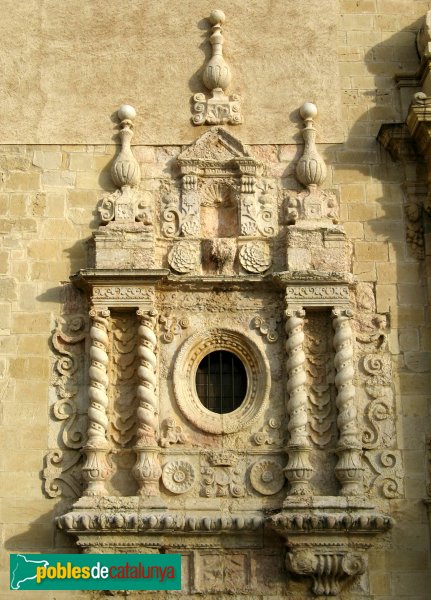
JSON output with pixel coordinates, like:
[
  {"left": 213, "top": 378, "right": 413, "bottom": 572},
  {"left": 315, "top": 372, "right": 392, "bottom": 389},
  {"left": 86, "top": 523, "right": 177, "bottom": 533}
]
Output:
[
  {"left": 203, "top": 10, "right": 232, "bottom": 92},
  {"left": 295, "top": 102, "right": 327, "bottom": 189},
  {"left": 111, "top": 104, "right": 141, "bottom": 189}
]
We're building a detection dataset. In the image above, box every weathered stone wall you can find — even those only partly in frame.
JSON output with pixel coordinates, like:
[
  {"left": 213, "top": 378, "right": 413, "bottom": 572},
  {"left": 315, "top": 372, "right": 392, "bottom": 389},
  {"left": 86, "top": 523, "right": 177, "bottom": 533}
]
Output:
[{"left": 1, "top": 1, "right": 431, "bottom": 599}]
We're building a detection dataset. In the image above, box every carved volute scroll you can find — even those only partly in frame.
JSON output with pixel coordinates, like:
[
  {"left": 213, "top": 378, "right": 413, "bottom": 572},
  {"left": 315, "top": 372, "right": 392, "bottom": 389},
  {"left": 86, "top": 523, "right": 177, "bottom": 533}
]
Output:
[{"left": 192, "top": 10, "right": 242, "bottom": 125}]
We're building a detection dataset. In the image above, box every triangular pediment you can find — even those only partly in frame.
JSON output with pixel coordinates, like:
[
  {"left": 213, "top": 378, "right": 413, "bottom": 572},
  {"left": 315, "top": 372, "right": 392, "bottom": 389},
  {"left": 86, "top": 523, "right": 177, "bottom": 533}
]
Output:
[{"left": 178, "top": 127, "right": 252, "bottom": 163}]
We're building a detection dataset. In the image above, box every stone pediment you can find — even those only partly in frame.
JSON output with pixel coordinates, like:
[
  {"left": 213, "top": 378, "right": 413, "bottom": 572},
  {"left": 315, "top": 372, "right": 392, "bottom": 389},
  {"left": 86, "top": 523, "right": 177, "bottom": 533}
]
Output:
[{"left": 177, "top": 127, "right": 257, "bottom": 169}]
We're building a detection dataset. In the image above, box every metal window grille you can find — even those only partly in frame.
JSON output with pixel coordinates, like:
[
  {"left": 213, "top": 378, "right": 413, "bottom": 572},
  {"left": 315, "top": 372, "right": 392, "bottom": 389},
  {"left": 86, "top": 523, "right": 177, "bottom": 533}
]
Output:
[{"left": 195, "top": 350, "right": 247, "bottom": 414}]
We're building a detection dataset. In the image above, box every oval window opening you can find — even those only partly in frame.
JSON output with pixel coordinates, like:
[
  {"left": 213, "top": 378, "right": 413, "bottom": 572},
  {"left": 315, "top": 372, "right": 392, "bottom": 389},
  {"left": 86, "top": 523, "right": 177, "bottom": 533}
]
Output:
[{"left": 195, "top": 350, "right": 247, "bottom": 414}]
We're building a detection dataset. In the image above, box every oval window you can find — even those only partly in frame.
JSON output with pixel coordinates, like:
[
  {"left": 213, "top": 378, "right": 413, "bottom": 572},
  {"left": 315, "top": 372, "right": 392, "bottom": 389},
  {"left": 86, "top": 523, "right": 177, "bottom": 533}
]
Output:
[{"left": 195, "top": 350, "right": 247, "bottom": 414}]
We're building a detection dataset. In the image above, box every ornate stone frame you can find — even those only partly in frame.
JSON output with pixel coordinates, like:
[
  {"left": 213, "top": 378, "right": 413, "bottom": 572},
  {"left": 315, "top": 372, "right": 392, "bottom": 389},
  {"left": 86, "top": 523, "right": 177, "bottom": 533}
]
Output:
[{"left": 173, "top": 328, "right": 270, "bottom": 434}]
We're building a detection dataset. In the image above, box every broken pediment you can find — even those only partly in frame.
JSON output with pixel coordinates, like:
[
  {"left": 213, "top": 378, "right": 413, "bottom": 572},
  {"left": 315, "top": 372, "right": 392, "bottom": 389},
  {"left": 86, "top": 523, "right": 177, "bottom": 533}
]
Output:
[{"left": 177, "top": 127, "right": 261, "bottom": 177}]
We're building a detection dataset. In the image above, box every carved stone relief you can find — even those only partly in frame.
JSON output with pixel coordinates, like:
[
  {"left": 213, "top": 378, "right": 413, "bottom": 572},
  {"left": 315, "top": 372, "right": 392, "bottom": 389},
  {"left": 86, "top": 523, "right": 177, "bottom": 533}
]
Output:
[
  {"left": 200, "top": 452, "right": 246, "bottom": 498},
  {"left": 250, "top": 459, "right": 285, "bottom": 495},
  {"left": 173, "top": 328, "right": 270, "bottom": 434},
  {"left": 44, "top": 313, "right": 88, "bottom": 498},
  {"left": 162, "top": 460, "right": 196, "bottom": 494},
  {"left": 191, "top": 11, "right": 242, "bottom": 126},
  {"left": 168, "top": 240, "right": 201, "bottom": 273},
  {"left": 239, "top": 241, "right": 272, "bottom": 273}
]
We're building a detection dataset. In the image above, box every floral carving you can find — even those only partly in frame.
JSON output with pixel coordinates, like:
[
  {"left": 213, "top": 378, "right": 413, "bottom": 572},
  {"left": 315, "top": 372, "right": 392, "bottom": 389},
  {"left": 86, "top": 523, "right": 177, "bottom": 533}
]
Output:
[
  {"left": 250, "top": 460, "right": 285, "bottom": 495},
  {"left": 51, "top": 314, "right": 87, "bottom": 450},
  {"left": 168, "top": 240, "right": 200, "bottom": 273},
  {"left": 239, "top": 241, "right": 272, "bottom": 273},
  {"left": 162, "top": 460, "right": 196, "bottom": 494},
  {"left": 161, "top": 184, "right": 200, "bottom": 238}
]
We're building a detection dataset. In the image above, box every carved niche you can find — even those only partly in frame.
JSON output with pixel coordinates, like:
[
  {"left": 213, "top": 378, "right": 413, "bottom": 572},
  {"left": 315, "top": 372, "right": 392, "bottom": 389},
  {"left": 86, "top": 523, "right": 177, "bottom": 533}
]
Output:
[{"left": 160, "top": 127, "right": 278, "bottom": 276}]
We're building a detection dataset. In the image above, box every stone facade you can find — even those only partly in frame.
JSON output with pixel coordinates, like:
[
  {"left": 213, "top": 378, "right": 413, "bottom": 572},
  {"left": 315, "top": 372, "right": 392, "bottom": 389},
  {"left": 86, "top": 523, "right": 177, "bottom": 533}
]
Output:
[{"left": 1, "top": 2, "right": 431, "bottom": 600}]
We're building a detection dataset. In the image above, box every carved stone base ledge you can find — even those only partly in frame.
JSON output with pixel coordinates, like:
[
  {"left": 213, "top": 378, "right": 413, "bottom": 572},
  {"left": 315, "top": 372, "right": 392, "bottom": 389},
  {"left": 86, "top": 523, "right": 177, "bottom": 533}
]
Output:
[
  {"left": 268, "top": 498, "right": 393, "bottom": 597},
  {"left": 57, "top": 497, "right": 264, "bottom": 551}
]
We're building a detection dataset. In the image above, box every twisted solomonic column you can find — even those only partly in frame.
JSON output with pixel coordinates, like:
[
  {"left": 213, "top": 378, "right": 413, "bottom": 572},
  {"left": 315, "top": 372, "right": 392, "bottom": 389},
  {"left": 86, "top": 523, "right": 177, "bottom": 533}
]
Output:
[
  {"left": 132, "top": 308, "right": 161, "bottom": 497},
  {"left": 82, "top": 308, "right": 112, "bottom": 496},
  {"left": 284, "top": 307, "right": 313, "bottom": 495},
  {"left": 332, "top": 308, "right": 364, "bottom": 496}
]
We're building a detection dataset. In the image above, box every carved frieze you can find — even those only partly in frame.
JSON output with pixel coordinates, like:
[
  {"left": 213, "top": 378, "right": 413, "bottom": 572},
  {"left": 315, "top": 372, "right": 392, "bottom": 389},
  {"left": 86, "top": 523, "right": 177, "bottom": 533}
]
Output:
[{"left": 284, "top": 285, "right": 350, "bottom": 306}]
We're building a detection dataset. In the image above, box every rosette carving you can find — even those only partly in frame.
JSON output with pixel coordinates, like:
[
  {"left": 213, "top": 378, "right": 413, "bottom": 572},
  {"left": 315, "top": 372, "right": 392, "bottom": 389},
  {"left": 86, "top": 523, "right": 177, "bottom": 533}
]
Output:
[
  {"left": 239, "top": 241, "right": 272, "bottom": 273},
  {"left": 250, "top": 460, "right": 285, "bottom": 495},
  {"left": 162, "top": 460, "right": 196, "bottom": 494},
  {"left": 98, "top": 105, "right": 148, "bottom": 225},
  {"left": 168, "top": 240, "right": 200, "bottom": 273}
]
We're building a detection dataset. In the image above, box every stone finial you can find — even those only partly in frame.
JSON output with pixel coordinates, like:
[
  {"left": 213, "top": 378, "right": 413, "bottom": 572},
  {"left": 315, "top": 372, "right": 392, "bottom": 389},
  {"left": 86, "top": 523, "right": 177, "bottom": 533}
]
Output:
[
  {"left": 192, "top": 10, "right": 242, "bottom": 125},
  {"left": 111, "top": 104, "right": 141, "bottom": 189},
  {"left": 295, "top": 102, "right": 327, "bottom": 189}
]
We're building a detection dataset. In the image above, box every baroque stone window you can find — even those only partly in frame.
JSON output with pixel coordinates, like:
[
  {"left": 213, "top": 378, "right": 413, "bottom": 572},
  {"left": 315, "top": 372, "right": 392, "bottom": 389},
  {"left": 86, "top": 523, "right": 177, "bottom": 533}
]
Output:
[{"left": 173, "top": 328, "right": 271, "bottom": 434}]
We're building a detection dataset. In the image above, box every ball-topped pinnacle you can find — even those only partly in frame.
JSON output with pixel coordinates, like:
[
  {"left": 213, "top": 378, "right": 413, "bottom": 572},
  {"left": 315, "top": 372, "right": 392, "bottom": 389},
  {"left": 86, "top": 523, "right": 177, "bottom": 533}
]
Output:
[
  {"left": 300, "top": 102, "right": 318, "bottom": 120},
  {"left": 209, "top": 9, "right": 226, "bottom": 25},
  {"left": 118, "top": 104, "right": 136, "bottom": 121}
]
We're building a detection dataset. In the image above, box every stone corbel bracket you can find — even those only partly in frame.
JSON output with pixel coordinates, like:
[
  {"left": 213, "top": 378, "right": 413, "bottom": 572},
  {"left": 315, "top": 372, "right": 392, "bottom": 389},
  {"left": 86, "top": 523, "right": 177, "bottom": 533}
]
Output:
[
  {"left": 192, "top": 10, "right": 242, "bottom": 125},
  {"left": 268, "top": 500, "right": 393, "bottom": 597}
]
